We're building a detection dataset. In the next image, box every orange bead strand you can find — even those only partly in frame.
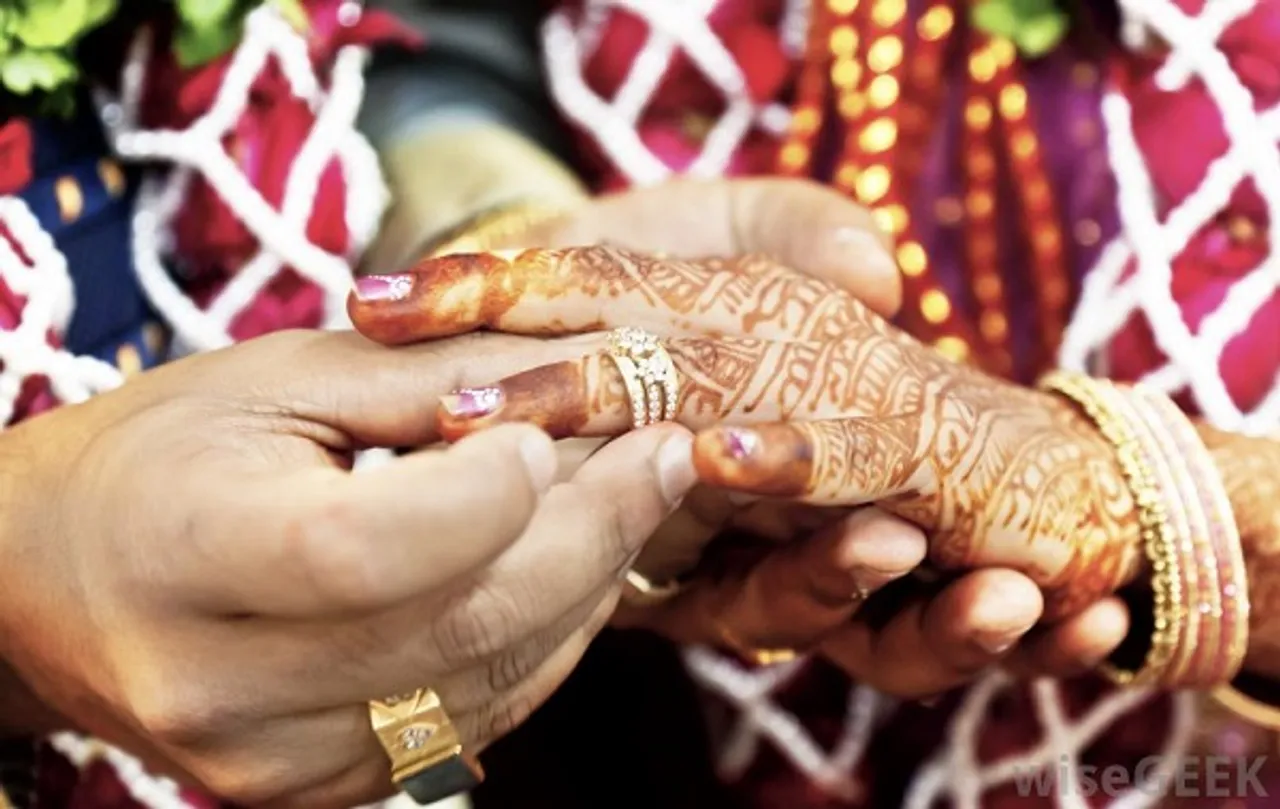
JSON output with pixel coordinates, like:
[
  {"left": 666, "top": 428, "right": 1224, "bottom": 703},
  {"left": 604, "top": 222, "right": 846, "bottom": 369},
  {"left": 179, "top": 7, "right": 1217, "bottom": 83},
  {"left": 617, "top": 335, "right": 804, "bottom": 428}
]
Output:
[
  {"left": 774, "top": 0, "right": 1073, "bottom": 376},
  {"left": 960, "top": 35, "right": 1015, "bottom": 376}
]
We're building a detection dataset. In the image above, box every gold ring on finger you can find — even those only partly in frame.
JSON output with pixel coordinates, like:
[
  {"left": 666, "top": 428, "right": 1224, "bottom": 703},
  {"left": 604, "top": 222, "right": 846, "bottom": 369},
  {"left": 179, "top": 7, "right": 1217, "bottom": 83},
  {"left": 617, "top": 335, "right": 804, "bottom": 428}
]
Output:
[
  {"left": 369, "top": 689, "right": 484, "bottom": 804},
  {"left": 605, "top": 327, "right": 679, "bottom": 430},
  {"left": 623, "top": 568, "right": 684, "bottom": 606},
  {"left": 713, "top": 619, "right": 800, "bottom": 667}
]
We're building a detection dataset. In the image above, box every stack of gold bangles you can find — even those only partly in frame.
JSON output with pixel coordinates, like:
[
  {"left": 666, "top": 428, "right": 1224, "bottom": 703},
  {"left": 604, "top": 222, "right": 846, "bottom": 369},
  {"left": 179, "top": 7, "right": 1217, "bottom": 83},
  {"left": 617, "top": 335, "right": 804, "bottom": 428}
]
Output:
[{"left": 1038, "top": 371, "right": 1250, "bottom": 689}]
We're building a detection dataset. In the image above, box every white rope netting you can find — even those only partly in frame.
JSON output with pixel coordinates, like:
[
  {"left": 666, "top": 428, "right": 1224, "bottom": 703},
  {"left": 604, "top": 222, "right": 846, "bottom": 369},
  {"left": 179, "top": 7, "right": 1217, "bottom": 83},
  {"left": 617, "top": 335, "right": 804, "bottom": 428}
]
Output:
[
  {"left": 540, "top": 1, "right": 1280, "bottom": 806},
  {"left": 543, "top": 0, "right": 797, "bottom": 185},
  {"left": 101, "top": 4, "right": 385, "bottom": 356},
  {"left": 1060, "top": 0, "right": 1280, "bottom": 436}
]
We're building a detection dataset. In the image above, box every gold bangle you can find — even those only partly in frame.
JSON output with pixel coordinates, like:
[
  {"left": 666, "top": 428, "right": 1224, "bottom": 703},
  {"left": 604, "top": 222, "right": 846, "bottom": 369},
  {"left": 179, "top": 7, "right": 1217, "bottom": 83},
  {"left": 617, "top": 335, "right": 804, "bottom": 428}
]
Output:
[
  {"left": 1037, "top": 371, "right": 1185, "bottom": 686},
  {"left": 425, "top": 201, "right": 577, "bottom": 258}
]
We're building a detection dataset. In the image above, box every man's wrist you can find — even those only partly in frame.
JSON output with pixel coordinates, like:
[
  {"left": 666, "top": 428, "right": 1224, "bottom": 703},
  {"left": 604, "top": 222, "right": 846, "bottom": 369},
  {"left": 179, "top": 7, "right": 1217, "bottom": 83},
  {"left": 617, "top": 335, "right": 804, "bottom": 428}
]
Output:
[{"left": 0, "top": 432, "right": 58, "bottom": 739}]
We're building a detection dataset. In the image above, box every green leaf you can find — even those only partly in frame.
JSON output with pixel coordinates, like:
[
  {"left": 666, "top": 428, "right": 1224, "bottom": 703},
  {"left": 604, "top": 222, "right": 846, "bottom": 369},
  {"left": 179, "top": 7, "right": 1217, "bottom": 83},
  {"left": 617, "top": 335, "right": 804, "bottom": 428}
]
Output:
[
  {"left": 176, "top": 0, "right": 238, "bottom": 31},
  {"left": 174, "top": 19, "right": 242, "bottom": 67},
  {"left": 971, "top": 0, "right": 1022, "bottom": 38},
  {"left": 84, "top": 0, "right": 121, "bottom": 30},
  {"left": 1009, "top": 0, "right": 1058, "bottom": 17},
  {"left": 12, "top": 0, "right": 90, "bottom": 49},
  {"left": 0, "top": 48, "right": 78, "bottom": 94},
  {"left": 1014, "top": 12, "right": 1069, "bottom": 56}
]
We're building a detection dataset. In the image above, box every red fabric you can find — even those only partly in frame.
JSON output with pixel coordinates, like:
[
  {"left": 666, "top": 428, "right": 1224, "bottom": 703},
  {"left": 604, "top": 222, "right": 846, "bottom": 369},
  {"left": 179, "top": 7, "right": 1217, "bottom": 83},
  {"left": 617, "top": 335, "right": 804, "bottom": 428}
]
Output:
[
  {"left": 0, "top": 120, "right": 33, "bottom": 196},
  {"left": 138, "top": 0, "right": 420, "bottom": 341},
  {"left": 1104, "top": 0, "right": 1280, "bottom": 414}
]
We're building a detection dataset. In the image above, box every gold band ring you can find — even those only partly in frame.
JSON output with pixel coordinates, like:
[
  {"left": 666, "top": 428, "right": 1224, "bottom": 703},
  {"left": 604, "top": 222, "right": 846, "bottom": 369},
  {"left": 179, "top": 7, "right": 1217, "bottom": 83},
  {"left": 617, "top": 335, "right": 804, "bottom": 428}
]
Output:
[
  {"left": 604, "top": 327, "right": 679, "bottom": 430},
  {"left": 369, "top": 689, "right": 483, "bottom": 804},
  {"left": 713, "top": 619, "right": 799, "bottom": 667},
  {"left": 623, "top": 569, "right": 684, "bottom": 606}
]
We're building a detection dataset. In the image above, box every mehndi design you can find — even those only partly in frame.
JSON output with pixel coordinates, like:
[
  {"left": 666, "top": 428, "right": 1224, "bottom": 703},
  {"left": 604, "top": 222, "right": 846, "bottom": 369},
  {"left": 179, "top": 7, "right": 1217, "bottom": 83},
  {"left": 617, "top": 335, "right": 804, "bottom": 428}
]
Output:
[{"left": 350, "top": 246, "right": 1145, "bottom": 619}]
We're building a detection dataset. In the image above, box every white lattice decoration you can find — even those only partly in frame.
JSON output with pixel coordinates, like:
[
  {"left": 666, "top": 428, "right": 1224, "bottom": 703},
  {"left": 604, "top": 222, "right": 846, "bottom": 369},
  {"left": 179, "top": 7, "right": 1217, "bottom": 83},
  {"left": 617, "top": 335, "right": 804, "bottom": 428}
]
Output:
[
  {"left": 544, "top": 3, "right": 1225, "bottom": 807},
  {"left": 1060, "top": 0, "right": 1280, "bottom": 436},
  {"left": 100, "top": 3, "right": 387, "bottom": 356},
  {"left": 0, "top": 198, "right": 124, "bottom": 423},
  {"left": 543, "top": 0, "right": 799, "bottom": 186}
]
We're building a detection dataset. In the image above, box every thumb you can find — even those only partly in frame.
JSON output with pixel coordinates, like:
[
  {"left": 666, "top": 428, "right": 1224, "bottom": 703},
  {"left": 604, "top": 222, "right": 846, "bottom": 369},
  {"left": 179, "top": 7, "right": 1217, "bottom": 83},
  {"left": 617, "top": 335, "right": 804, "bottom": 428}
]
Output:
[
  {"left": 725, "top": 178, "right": 902, "bottom": 317},
  {"left": 545, "top": 178, "right": 902, "bottom": 317}
]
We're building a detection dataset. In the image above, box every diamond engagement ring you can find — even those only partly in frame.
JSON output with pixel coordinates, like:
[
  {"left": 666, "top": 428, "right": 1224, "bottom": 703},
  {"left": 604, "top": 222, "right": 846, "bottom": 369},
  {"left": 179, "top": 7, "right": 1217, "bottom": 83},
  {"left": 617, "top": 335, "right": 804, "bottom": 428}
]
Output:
[{"left": 604, "top": 326, "right": 680, "bottom": 431}]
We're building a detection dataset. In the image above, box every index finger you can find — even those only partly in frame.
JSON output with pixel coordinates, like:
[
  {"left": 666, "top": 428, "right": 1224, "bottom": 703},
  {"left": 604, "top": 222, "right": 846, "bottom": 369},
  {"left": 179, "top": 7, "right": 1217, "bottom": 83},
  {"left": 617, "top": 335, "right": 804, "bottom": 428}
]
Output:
[
  {"left": 189, "top": 424, "right": 557, "bottom": 617},
  {"left": 347, "top": 247, "right": 873, "bottom": 346}
]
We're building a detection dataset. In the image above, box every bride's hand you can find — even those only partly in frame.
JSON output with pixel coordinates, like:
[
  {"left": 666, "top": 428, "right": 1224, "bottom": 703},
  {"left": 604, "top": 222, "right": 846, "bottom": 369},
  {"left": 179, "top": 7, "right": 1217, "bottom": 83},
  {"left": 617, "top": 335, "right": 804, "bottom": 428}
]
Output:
[
  {"left": 348, "top": 246, "right": 1134, "bottom": 692},
  {"left": 349, "top": 246, "right": 1143, "bottom": 616}
]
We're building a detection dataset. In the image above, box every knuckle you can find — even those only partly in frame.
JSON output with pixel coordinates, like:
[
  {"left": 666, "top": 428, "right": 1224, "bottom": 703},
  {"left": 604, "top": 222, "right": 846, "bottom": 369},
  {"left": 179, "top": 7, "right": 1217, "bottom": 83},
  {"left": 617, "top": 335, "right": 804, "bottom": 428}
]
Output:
[
  {"left": 546, "top": 488, "right": 638, "bottom": 574},
  {"left": 431, "top": 586, "right": 528, "bottom": 669},
  {"left": 197, "top": 760, "right": 296, "bottom": 807},
  {"left": 128, "top": 683, "right": 224, "bottom": 748},
  {"left": 484, "top": 633, "right": 553, "bottom": 696},
  {"left": 284, "top": 502, "right": 383, "bottom": 610}
]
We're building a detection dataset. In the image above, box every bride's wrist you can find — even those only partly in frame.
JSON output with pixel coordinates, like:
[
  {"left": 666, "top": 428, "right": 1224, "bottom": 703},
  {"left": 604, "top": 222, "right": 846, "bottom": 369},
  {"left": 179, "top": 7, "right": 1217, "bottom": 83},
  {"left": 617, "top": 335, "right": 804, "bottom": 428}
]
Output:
[{"left": 1036, "top": 372, "right": 1250, "bottom": 688}]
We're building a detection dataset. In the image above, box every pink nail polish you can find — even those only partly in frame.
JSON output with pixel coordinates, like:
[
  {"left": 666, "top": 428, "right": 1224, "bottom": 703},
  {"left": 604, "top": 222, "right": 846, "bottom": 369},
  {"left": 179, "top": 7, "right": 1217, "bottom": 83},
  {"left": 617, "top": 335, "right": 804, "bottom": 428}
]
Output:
[
  {"left": 722, "top": 428, "right": 760, "bottom": 460},
  {"left": 355, "top": 274, "right": 414, "bottom": 302},
  {"left": 440, "top": 387, "right": 504, "bottom": 419}
]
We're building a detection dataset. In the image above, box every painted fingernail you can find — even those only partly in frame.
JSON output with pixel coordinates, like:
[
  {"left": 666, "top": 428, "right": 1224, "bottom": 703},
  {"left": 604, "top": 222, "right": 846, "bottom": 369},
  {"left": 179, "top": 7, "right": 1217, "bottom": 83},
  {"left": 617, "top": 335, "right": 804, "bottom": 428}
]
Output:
[
  {"left": 656, "top": 433, "right": 697, "bottom": 506},
  {"left": 440, "top": 387, "right": 504, "bottom": 419},
  {"left": 722, "top": 427, "right": 760, "bottom": 460},
  {"left": 354, "top": 274, "right": 414, "bottom": 301}
]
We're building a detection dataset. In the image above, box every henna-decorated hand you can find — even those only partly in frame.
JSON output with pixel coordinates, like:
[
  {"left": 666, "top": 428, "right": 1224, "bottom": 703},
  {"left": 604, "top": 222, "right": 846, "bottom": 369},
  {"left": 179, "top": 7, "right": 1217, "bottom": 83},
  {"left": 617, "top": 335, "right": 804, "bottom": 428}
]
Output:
[
  {"left": 348, "top": 247, "right": 1140, "bottom": 693},
  {"left": 431, "top": 176, "right": 909, "bottom": 598},
  {"left": 443, "top": 177, "right": 904, "bottom": 317}
]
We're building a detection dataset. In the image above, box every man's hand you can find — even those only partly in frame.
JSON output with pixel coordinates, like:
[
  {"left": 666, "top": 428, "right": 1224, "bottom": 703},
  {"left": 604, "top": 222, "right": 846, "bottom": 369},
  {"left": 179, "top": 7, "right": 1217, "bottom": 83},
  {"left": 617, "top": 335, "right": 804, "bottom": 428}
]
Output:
[{"left": 0, "top": 330, "right": 696, "bottom": 808}]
